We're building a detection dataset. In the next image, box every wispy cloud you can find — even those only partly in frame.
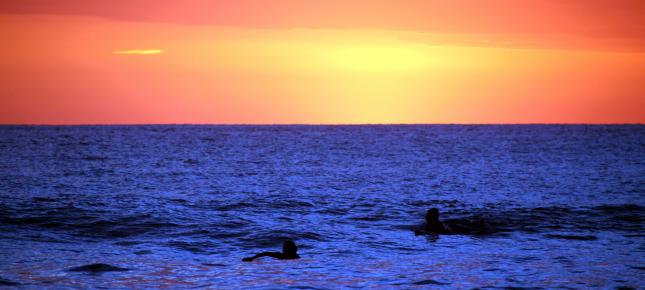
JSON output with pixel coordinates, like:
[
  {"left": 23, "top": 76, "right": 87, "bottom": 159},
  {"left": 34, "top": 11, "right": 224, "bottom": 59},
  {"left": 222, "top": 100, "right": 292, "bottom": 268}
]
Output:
[{"left": 114, "top": 49, "right": 164, "bottom": 55}]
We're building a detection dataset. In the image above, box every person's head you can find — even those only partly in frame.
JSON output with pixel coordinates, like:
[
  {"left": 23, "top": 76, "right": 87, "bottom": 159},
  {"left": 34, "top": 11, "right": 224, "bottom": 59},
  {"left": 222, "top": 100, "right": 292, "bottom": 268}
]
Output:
[
  {"left": 282, "top": 240, "right": 298, "bottom": 255},
  {"left": 426, "top": 208, "right": 440, "bottom": 222}
]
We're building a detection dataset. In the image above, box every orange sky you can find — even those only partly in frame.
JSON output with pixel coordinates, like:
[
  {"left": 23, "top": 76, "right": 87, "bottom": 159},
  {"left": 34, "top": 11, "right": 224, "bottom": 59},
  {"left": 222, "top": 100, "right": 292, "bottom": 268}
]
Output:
[{"left": 1, "top": 0, "right": 644, "bottom": 124}]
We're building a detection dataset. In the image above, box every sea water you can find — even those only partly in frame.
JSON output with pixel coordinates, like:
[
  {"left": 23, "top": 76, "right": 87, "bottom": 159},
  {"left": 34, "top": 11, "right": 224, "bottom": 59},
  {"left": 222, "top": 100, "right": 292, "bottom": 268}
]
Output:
[{"left": 0, "top": 125, "right": 643, "bottom": 288}]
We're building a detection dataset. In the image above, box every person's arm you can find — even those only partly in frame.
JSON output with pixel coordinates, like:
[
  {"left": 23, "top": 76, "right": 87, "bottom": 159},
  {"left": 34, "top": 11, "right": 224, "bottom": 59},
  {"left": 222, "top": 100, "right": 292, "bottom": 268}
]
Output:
[{"left": 242, "top": 252, "right": 282, "bottom": 262}]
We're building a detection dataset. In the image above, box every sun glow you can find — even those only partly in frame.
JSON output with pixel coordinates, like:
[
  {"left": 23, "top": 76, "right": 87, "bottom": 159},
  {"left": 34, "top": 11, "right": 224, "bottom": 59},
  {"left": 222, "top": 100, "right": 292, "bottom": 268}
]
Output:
[
  {"left": 114, "top": 49, "right": 164, "bottom": 55},
  {"left": 1, "top": 10, "right": 643, "bottom": 124},
  {"left": 321, "top": 44, "right": 431, "bottom": 72}
]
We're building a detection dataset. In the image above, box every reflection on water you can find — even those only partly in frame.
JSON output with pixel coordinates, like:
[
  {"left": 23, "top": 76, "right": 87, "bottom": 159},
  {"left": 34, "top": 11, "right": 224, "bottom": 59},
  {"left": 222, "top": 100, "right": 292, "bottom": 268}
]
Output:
[{"left": 0, "top": 125, "right": 643, "bottom": 288}]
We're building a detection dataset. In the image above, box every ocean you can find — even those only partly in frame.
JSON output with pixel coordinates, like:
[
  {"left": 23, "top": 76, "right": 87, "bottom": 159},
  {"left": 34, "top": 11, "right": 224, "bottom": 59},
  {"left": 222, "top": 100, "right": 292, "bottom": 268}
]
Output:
[{"left": 0, "top": 125, "right": 643, "bottom": 289}]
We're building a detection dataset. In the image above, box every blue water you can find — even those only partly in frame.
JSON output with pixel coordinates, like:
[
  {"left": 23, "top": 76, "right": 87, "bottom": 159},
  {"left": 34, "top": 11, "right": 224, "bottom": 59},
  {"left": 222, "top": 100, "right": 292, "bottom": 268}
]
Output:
[{"left": 0, "top": 125, "right": 643, "bottom": 289}]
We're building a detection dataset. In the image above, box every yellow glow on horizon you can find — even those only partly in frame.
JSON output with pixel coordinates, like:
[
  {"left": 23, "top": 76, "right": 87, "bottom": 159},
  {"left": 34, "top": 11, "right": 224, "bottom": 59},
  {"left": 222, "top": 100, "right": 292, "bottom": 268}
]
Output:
[
  {"left": 98, "top": 27, "right": 643, "bottom": 124},
  {"left": 114, "top": 49, "right": 164, "bottom": 55},
  {"left": 320, "top": 44, "right": 431, "bottom": 72},
  {"left": 2, "top": 13, "right": 643, "bottom": 124}
]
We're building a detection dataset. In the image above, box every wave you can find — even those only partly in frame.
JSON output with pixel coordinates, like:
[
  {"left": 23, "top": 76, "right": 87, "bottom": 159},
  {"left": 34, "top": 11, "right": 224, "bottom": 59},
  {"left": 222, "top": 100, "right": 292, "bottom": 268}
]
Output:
[
  {"left": 439, "top": 204, "right": 644, "bottom": 234},
  {"left": 1, "top": 200, "right": 642, "bottom": 243},
  {"left": 0, "top": 205, "right": 180, "bottom": 239}
]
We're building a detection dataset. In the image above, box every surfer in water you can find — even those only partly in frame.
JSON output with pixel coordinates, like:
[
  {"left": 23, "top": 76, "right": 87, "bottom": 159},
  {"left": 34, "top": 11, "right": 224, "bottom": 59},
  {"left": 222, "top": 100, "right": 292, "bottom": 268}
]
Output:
[
  {"left": 242, "top": 240, "right": 300, "bottom": 262},
  {"left": 415, "top": 207, "right": 494, "bottom": 235},
  {"left": 415, "top": 208, "right": 450, "bottom": 235}
]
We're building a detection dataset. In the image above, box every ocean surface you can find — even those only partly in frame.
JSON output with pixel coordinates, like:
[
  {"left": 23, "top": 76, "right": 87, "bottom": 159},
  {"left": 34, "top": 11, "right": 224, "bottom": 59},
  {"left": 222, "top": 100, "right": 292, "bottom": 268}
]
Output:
[{"left": 0, "top": 125, "right": 643, "bottom": 289}]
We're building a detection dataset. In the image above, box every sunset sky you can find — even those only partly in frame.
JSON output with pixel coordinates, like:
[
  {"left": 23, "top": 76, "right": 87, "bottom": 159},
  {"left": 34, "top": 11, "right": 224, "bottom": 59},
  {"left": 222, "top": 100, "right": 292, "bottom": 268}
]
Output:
[{"left": 1, "top": 0, "right": 644, "bottom": 124}]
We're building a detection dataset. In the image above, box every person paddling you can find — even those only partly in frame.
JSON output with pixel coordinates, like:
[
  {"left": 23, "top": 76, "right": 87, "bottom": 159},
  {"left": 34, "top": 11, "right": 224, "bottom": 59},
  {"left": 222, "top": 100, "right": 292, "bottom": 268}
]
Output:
[{"left": 242, "top": 240, "right": 300, "bottom": 262}]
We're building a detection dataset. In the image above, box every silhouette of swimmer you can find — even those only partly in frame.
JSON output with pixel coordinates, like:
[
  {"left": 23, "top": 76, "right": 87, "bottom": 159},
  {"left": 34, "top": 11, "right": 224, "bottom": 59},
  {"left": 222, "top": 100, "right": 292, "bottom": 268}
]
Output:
[
  {"left": 242, "top": 240, "right": 300, "bottom": 262},
  {"left": 415, "top": 208, "right": 493, "bottom": 235},
  {"left": 415, "top": 208, "right": 449, "bottom": 235}
]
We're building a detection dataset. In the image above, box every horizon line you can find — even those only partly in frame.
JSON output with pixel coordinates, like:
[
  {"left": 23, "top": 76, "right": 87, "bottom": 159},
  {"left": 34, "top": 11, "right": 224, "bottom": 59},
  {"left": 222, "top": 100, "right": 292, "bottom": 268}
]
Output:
[{"left": 1, "top": 123, "right": 643, "bottom": 126}]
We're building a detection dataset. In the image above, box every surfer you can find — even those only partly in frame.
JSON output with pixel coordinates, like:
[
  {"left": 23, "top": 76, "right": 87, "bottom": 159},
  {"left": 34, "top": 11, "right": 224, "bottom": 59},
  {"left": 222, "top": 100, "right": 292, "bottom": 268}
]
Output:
[
  {"left": 242, "top": 240, "right": 300, "bottom": 262},
  {"left": 415, "top": 208, "right": 494, "bottom": 235},
  {"left": 415, "top": 208, "right": 450, "bottom": 235}
]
